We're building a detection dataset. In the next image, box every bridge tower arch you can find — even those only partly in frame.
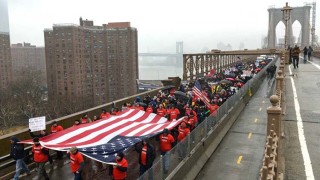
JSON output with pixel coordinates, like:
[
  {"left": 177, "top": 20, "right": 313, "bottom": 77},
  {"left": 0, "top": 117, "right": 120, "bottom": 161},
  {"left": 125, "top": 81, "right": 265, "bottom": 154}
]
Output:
[{"left": 267, "top": 5, "right": 311, "bottom": 48}]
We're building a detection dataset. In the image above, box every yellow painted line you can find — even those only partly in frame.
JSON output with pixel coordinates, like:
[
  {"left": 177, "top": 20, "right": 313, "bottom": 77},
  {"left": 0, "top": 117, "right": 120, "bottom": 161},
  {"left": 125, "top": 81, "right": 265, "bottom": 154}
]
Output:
[
  {"left": 254, "top": 118, "right": 258, "bottom": 123},
  {"left": 259, "top": 107, "right": 262, "bottom": 111},
  {"left": 237, "top": 155, "right": 243, "bottom": 164},
  {"left": 248, "top": 132, "right": 252, "bottom": 139}
]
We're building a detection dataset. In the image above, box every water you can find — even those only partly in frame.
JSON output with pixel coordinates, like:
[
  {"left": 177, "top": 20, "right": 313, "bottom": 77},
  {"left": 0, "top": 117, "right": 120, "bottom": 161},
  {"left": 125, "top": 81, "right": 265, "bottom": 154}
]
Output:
[{"left": 139, "top": 65, "right": 183, "bottom": 80}]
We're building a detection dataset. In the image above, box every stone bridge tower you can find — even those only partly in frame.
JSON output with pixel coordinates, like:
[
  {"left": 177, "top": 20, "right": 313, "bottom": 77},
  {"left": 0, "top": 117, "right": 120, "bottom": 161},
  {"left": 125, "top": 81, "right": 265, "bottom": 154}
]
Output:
[{"left": 267, "top": 5, "right": 311, "bottom": 48}]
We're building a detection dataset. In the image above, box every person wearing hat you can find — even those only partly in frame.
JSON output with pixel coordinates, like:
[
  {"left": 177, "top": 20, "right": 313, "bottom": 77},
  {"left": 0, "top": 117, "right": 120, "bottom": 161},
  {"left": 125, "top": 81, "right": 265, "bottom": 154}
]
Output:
[
  {"left": 112, "top": 152, "right": 128, "bottom": 180},
  {"left": 158, "top": 128, "right": 175, "bottom": 174},
  {"left": 32, "top": 137, "right": 49, "bottom": 180},
  {"left": 68, "top": 146, "right": 84, "bottom": 180},
  {"left": 50, "top": 121, "right": 64, "bottom": 159},
  {"left": 135, "top": 139, "right": 156, "bottom": 177},
  {"left": 10, "top": 136, "right": 31, "bottom": 179}
]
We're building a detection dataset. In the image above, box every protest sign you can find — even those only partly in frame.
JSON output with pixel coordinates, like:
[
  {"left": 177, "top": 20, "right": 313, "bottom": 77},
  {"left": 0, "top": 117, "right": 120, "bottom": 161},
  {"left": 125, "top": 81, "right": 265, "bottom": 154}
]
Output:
[{"left": 29, "top": 116, "right": 46, "bottom": 132}]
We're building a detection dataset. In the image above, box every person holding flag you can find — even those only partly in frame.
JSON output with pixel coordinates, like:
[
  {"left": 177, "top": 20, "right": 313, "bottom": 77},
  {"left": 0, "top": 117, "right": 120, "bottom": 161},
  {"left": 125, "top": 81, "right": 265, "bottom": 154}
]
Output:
[
  {"left": 192, "top": 80, "right": 212, "bottom": 109},
  {"left": 112, "top": 152, "right": 128, "bottom": 180},
  {"left": 50, "top": 121, "right": 64, "bottom": 159},
  {"left": 32, "top": 137, "right": 49, "bottom": 180},
  {"left": 68, "top": 146, "right": 85, "bottom": 180}
]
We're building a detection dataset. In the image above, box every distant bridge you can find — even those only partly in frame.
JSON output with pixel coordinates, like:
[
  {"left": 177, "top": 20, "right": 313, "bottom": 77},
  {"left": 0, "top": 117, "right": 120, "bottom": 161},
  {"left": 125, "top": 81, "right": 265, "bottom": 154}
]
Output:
[
  {"left": 138, "top": 53, "right": 182, "bottom": 58},
  {"left": 138, "top": 41, "right": 183, "bottom": 59}
]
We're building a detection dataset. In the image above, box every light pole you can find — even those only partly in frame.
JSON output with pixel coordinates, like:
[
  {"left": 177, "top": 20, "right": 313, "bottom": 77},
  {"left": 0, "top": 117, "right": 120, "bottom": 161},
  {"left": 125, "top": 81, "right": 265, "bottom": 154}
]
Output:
[{"left": 281, "top": 2, "right": 292, "bottom": 64}]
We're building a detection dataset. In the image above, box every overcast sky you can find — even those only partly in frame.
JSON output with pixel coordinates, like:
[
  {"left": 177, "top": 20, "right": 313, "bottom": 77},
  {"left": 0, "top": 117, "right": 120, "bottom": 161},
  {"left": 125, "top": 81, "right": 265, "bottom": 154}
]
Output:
[{"left": 6, "top": 0, "right": 320, "bottom": 53}]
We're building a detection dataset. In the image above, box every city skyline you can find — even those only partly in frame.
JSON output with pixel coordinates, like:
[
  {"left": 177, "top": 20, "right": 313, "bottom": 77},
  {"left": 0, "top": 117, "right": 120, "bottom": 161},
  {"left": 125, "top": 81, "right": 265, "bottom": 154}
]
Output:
[{"left": 6, "top": 0, "right": 319, "bottom": 53}]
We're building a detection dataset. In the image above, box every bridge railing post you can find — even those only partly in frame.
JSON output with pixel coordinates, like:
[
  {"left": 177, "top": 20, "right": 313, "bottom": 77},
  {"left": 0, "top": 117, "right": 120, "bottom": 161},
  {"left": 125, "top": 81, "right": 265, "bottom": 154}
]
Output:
[
  {"left": 260, "top": 95, "right": 282, "bottom": 180},
  {"left": 267, "top": 95, "right": 281, "bottom": 136},
  {"left": 284, "top": 50, "right": 290, "bottom": 64}
]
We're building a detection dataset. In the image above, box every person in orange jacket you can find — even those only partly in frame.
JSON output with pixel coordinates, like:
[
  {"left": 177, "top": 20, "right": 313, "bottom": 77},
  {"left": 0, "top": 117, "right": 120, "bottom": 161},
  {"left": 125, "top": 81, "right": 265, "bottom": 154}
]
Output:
[
  {"left": 50, "top": 121, "right": 64, "bottom": 159},
  {"left": 156, "top": 104, "right": 167, "bottom": 117},
  {"left": 100, "top": 109, "right": 111, "bottom": 119},
  {"left": 32, "top": 137, "right": 49, "bottom": 180},
  {"left": 177, "top": 122, "right": 190, "bottom": 160},
  {"left": 68, "top": 146, "right": 85, "bottom": 180},
  {"left": 80, "top": 113, "right": 92, "bottom": 124},
  {"left": 158, "top": 128, "right": 175, "bottom": 174},
  {"left": 145, "top": 104, "right": 154, "bottom": 113},
  {"left": 51, "top": 121, "right": 63, "bottom": 134},
  {"left": 112, "top": 152, "right": 128, "bottom": 180},
  {"left": 168, "top": 105, "right": 180, "bottom": 121}
]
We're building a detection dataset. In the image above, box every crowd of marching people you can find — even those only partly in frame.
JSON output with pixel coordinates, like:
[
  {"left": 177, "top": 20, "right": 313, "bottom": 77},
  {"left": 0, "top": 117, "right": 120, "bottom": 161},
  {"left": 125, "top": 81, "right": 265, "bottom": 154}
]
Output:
[{"left": 9, "top": 56, "right": 274, "bottom": 180}]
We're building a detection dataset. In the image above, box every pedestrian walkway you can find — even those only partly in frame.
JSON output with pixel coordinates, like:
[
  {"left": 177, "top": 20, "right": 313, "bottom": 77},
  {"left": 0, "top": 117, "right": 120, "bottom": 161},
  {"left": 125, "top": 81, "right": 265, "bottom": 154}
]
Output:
[
  {"left": 196, "top": 74, "right": 276, "bottom": 179},
  {"left": 283, "top": 56, "right": 320, "bottom": 180}
]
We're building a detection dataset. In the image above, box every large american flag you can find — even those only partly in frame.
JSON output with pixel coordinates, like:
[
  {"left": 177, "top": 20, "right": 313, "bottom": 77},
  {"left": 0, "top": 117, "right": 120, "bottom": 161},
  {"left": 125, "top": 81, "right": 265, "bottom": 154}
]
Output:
[
  {"left": 21, "top": 109, "right": 184, "bottom": 163},
  {"left": 193, "top": 80, "right": 211, "bottom": 107}
]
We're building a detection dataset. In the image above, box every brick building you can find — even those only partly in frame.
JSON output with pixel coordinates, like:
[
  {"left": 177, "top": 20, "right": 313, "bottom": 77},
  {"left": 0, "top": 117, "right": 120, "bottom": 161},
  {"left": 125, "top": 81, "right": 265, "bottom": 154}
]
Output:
[
  {"left": 0, "top": 33, "right": 12, "bottom": 89},
  {"left": 44, "top": 18, "right": 138, "bottom": 107},
  {"left": 0, "top": 0, "right": 12, "bottom": 90},
  {"left": 11, "top": 43, "right": 46, "bottom": 84}
]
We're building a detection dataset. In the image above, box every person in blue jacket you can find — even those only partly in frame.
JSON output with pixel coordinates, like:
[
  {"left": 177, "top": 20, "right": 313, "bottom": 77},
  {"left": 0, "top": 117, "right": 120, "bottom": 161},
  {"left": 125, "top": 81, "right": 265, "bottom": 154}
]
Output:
[{"left": 10, "top": 136, "right": 31, "bottom": 180}]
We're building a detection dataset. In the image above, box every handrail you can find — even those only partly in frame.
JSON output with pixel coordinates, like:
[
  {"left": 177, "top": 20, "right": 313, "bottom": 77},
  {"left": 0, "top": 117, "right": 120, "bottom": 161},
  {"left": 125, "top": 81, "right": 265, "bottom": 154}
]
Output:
[{"left": 260, "top": 51, "right": 285, "bottom": 180}]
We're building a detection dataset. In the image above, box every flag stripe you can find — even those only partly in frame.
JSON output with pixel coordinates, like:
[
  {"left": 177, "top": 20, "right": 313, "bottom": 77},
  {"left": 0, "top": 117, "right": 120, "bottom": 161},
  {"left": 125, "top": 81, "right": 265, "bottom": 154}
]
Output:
[
  {"left": 40, "top": 109, "right": 138, "bottom": 144},
  {"left": 22, "top": 109, "right": 184, "bottom": 158},
  {"left": 126, "top": 124, "right": 153, "bottom": 136},
  {"left": 44, "top": 111, "right": 150, "bottom": 148}
]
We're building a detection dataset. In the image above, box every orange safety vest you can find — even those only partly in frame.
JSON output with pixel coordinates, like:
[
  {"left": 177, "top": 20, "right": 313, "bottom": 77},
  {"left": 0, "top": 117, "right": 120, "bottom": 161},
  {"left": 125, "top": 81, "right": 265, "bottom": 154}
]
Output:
[
  {"left": 32, "top": 145, "right": 48, "bottom": 163},
  {"left": 140, "top": 145, "right": 147, "bottom": 166},
  {"left": 157, "top": 108, "right": 166, "bottom": 117},
  {"left": 159, "top": 134, "right": 174, "bottom": 152},
  {"left": 146, "top": 107, "right": 153, "bottom": 113},
  {"left": 113, "top": 158, "right": 128, "bottom": 180},
  {"left": 51, "top": 125, "right": 63, "bottom": 133},
  {"left": 177, "top": 127, "right": 190, "bottom": 142}
]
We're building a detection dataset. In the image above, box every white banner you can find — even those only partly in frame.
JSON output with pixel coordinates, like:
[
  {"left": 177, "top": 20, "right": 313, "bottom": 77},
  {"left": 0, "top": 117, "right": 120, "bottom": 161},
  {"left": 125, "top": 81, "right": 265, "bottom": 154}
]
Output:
[{"left": 29, "top": 116, "right": 46, "bottom": 132}]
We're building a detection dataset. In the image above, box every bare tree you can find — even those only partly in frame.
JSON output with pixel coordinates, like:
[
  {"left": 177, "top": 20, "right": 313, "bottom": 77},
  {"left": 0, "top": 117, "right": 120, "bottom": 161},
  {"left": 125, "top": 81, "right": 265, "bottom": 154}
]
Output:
[
  {"left": 0, "top": 95, "right": 19, "bottom": 135},
  {"left": 10, "top": 68, "right": 47, "bottom": 119}
]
